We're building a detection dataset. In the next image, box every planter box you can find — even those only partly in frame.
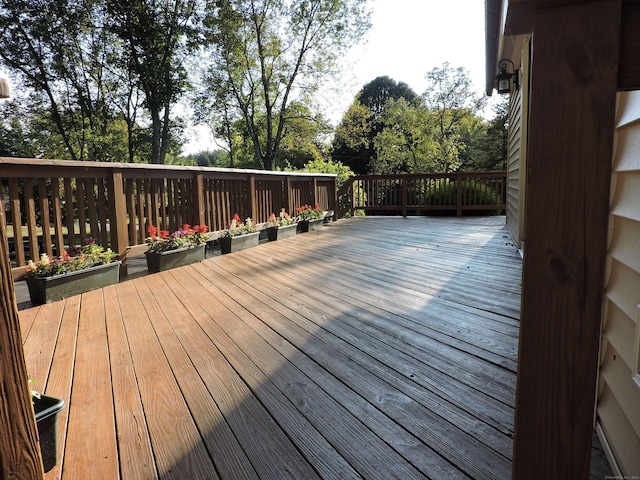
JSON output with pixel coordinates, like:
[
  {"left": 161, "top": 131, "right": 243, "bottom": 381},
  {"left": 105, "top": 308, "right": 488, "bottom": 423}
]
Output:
[
  {"left": 145, "top": 244, "right": 206, "bottom": 273},
  {"left": 26, "top": 261, "right": 121, "bottom": 305},
  {"left": 266, "top": 224, "right": 297, "bottom": 241},
  {"left": 34, "top": 394, "right": 65, "bottom": 472},
  {"left": 299, "top": 218, "right": 324, "bottom": 232},
  {"left": 220, "top": 232, "right": 259, "bottom": 254}
]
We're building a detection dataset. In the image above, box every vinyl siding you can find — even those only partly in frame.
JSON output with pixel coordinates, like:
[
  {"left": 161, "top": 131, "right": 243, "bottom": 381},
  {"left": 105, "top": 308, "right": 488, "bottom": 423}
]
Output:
[
  {"left": 597, "top": 90, "right": 640, "bottom": 476},
  {"left": 505, "top": 40, "right": 529, "bottom": 250}
]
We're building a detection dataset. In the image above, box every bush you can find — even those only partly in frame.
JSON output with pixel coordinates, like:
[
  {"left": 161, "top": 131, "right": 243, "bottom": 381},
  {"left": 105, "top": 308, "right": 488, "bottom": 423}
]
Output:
[{"left": 423, "top": 179, "right": 502, "bottom": 215}]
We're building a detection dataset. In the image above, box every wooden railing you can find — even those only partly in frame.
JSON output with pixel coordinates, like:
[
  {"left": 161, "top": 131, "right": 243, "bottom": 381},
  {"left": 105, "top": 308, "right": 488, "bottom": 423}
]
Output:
[
  {"left": 337, "top": 172, "right": 507, "bottom": 218},
  {"left": 0, "top": 158, "right": 336, "bottom": 278}
]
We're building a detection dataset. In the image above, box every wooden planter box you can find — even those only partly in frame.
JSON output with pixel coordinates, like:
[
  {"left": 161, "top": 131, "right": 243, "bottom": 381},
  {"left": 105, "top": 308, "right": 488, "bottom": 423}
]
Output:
[
  {"left": 299, "top": 218, "right": 324, "bottom": 232},
  {"left": 145, "top": 244, "right": 206, "bottom": 273},
  {"left": 34, "top": 394, "right": 65, "bottom": 472},
  {"left": 220, "top": 232, "right": 259, "bottom": 254},
  {"left": 26, "top": 261, "right": 121, "bottom": 305},
  {"left": 266, "top": 224, "right": 298, "bottom": 241}
]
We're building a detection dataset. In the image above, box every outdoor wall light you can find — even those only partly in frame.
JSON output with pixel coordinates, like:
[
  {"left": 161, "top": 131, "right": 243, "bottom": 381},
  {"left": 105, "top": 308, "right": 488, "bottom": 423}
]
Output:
[
  {"left": 496, "top": 59, "right": 519, "bottom": 94},
  {"left": 0, "top": 77, "right": 10, "bottom": 99}
]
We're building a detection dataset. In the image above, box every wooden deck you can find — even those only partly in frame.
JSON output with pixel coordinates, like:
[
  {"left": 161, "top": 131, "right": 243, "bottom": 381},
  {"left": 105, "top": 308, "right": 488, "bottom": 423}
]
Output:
[{"left": 18, "top": 216, "right": 608, "bottom": 479}]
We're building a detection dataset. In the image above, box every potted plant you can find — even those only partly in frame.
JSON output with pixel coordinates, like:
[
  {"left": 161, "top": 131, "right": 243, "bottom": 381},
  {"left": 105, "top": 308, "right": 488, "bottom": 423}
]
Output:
[
  {"left": 219, "top": 214, "right": 258, "bottom": 254},
  {"left": 265, "top": 209, "right": 297, "bottom": 241},
  {"left": 31, "top": 389, "right": 64, "bottom": 472},
  {"left": 295, "top": 203, "right": 325, "bottom": 232},
  {"left": 145, "top": 224, "right": 209, "bottom": 273},
  {"left": 25, "top": 239, "right": 120, "bottom": 305}
]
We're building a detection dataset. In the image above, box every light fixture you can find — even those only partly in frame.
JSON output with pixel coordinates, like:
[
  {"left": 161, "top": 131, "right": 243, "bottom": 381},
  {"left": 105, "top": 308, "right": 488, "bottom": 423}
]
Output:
[
  {"left": 0, "top": 77, "right": 10, "bottom": 99},
  {"left": 495, "top": 59, "right": 519, "bottom": 95}
]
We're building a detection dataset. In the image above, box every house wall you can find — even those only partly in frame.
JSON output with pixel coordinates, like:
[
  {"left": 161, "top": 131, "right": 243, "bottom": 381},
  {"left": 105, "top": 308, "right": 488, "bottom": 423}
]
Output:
[
  {"left": 597, "top": 90, "right": 640, "bottom": 476},
  {"left": 505, "top": 39, "right": 530, "bottom": 250}
]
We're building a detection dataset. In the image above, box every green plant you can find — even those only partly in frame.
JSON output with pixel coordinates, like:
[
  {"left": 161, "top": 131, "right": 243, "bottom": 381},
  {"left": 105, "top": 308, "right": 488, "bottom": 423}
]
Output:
[
  {"left": 423, "top": 179, "right": 502, "bottom": 213},
  {"left": 220, "top": 214, "right": 257, "bottom": 238},
  {"left": 267, "top": 209, "right": 294, "bottom": 227},
  {"left": 295, "top": 203, "right": 324, "bottom": 220},
  {"left": 146, "top": 224, "right": 209, "bottom": 253},
  {"left": 25, "top": 238, "right": 117, "bottom": 278},
  {"left": 29, "top": 378, "right": 40, "bottom": 402}
]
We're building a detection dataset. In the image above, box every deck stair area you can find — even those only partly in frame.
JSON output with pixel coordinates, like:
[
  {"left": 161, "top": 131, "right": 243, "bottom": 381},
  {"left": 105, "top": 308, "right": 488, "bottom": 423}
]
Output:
[{"left": 19, "top": 216, "right": 612, "bottom": 479}]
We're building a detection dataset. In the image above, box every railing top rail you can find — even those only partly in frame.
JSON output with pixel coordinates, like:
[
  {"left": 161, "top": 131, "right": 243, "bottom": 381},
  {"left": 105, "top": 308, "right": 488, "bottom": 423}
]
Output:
[
  {"left": 350, "top": 171, "right": 507, "bottom": 180},
  {"left": 0, "top": 157, "right": 337, "bottom": 179}
]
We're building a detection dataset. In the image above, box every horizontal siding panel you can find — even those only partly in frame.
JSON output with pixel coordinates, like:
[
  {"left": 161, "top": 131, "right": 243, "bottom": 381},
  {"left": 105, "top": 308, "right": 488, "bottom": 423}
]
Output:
[
  {"left": 608, "top": 215, "right": 640, "bottom": 274},
  {"left": 616, "top": 91, "right": 640, "bottom": 128},
  {"left": 600, "top": 355, "right": 640, "bottom": 450},
  {"left": 605, "top": 259, "right": 640, "bottom": 320},
  {"left": 601, "top": 299, "right": 636, "bottom": 367},
  {"left": 610, "top": 173, "right": 640, "bottom": 222},
  {"left": 597, "top": 385, "right": 640, "bottom": 476},
  {"left": 612, "top": 127, "right": 640, "bottom": 171}
]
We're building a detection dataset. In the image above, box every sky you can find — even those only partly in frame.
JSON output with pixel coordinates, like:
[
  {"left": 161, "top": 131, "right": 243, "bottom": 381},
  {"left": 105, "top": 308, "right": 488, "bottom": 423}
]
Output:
[
  {"left": 185, "top": 0, "right": 494, "bottom": 153},
  {"left": 326, "top": 0, "right": 491, "bottom": 120}
]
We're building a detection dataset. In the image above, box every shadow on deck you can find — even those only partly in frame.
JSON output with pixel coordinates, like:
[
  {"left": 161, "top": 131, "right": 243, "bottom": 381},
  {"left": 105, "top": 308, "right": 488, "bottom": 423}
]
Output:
[{"left": 18, "top": 216, "right": 611, "bottom": 479}]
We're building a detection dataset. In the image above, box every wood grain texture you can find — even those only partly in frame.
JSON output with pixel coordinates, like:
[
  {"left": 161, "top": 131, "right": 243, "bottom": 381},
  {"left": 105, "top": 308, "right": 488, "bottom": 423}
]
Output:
[
  {"left": 514, "top": 2, "right": 621, "bottom": 479},
  {"left": 0, "top": 182, "right": 43, "bottom": 479},
  {"left": 15, "top": 216, "right": 614, "bottom": 479}
]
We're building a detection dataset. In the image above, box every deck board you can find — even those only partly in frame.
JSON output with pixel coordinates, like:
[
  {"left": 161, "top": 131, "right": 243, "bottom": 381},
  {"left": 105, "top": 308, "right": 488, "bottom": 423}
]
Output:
[{"left": 17, "top": 216, "right": 613, "bottom": 479}]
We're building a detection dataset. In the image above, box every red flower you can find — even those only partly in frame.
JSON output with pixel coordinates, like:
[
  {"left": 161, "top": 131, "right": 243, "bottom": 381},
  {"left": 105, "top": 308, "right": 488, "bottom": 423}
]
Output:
[
  {"left": 148, "top": 225, "right": 158, "bottom": 237},
  {"left": 160, "top": 230, "right": 169, "bottom": 239}
]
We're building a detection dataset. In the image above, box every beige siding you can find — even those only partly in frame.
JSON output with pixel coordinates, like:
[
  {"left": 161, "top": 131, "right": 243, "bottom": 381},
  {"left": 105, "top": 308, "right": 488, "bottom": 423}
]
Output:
[
  {"left": 598, "top": 90, "right": 640, "bottom": 476},
  {"left": 505, "top": 39, "right": 530, "bottom": 249}
]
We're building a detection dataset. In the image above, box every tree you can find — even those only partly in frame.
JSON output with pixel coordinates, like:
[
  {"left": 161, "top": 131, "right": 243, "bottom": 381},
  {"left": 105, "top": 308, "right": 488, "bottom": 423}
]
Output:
[
  {"left": 0, "top": 0, "right": 121, "bottom": 161},
  {"left": 332, "top": 76, "right": 417, "bottom": 174},
  {"left": 372, "top": 97, "right": 437, "bottom": 174},
  {"left": 202, "top": 0, "right": 371, "bottom": 170},
  {"left": 358, "top": 75, "right": 418, "bottom": 118},
  {"left": 421, "top": 62, "right": 486, "bottom": 172},
  {"left": 107, "top": 0, "right": 201, "bottom": 164},
  {"left": 462, "top": 98, "right": 508, "bottom": 171}
]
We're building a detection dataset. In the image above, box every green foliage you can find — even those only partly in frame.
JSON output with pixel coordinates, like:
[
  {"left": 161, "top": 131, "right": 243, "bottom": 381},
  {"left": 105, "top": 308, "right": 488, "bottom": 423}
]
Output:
[
  {"left": 220, "top": 214, "right": 257, "bottom": 238},
  {"left": 423, "top": 179, "right": 502, "bottom": 214},
  {"left": 293, "top": 157, "right": 354, "bottom": 189},
  {"left": 372, "top": 97, "right": 437, "bottom": 174},
  {"left": 202, "top": 0, "right": 371, "bottom": 170},
  {"left": 337, "top": 64, "right": 505, "bottom": 176},
  {"left": 107, "top": 0, "right": 199, "bottom": 164},
  {"left": 25, "top": 239, "right": 118, "bottom": 278},
  {"left": 332, "top": 76, "right": 417, "bottom": 174},
  {"left": 182, "top": 149, "right": 230, "bottom": 167}
]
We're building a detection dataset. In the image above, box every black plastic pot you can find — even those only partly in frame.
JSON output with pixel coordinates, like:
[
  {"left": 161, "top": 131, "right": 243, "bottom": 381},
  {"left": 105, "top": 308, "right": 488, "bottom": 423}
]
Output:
[{"left": 33, "top": 394, "right": 65, "bottom": 472}]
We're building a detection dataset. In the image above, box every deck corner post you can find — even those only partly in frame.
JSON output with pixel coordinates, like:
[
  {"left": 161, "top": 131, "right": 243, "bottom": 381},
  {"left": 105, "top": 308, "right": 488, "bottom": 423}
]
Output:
[
  {"left": 0, "top": 190, "right": 45, "bottom": 480},
  {"left": 513, "top": 1, "right": 621, "bottom": 478}
]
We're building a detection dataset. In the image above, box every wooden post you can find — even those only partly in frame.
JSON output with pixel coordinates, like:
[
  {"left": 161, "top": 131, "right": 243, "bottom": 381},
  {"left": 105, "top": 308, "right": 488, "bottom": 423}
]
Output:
[
  {"left": 248, "top": 175, "right": 257, "bottom": 222},
  {"left": 0, "top": 189, "right": 44, "bottom": 479},
  {"left": 401, "top": 176, "right": 408, "bottom": 218},
  {"left": 285, "top": 177, "right": 292, "bottom": 216},
  {"left": 455, "top": 173, "right": 462, "bottom": 217},
  {"left": 193, "top": 173, "right": 206, "bottom": 227},
  {"left": 312, "top": 177, "right": 318, "bottom": 208},
  {"left": 513, "top": 2, "right": 620, "bottom": 479},
  {"left": 331, "top": 177, "right": 338, "bottom": 220},
  {"left": 107, "top": 170, "right": 131, "bottom": 277}
]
